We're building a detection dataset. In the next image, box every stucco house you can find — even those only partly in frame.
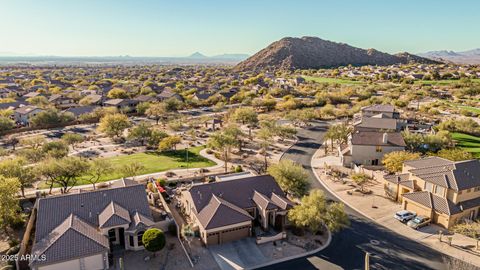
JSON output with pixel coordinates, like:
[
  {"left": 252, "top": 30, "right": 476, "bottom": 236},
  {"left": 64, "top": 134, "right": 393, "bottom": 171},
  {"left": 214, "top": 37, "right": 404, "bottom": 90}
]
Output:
[
  {"left": 383, "top": 157, "right": 480, "bottom": 229},
  {"left": 339, "top": 131, "right": 406, "bottom": 167},
  {"left": 13, "top": 105, "right": 44, "bottom": 125},
  {"left": 178, "top": 174, "right": 293, "bottom": 246},
  {"left": 29, "top": 180, "right": 154, "bottom": 270}
]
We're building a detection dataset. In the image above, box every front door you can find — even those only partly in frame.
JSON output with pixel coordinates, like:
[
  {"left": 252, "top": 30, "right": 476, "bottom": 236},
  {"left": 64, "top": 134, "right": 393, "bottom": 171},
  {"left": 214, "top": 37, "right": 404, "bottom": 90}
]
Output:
[{"left": 119, "top": 228, "right": 125, "bottom": 247}]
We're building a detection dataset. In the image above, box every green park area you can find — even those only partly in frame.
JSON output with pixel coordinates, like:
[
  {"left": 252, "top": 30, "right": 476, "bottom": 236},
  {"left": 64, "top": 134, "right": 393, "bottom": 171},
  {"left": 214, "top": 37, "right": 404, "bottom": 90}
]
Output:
[
  {"left": 43, "top": 146, "right": 216, "bottom": 188},
  {"left": 302, "top": 75, "right": 365, "bottom": 85},
  {"left": 452, "top": 132, "right": 480, "bottom": 158}
]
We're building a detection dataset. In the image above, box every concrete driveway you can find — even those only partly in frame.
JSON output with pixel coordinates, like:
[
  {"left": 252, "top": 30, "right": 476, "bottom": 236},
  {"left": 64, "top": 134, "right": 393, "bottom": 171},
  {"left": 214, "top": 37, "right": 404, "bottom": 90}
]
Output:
[{"left": 209, "top": 238, "right": 268, "bottom": 270}]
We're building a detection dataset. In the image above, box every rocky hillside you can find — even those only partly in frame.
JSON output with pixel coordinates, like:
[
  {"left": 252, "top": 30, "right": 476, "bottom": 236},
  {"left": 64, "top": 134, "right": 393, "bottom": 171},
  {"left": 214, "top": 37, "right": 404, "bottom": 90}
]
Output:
[
  {"left": 235, "top": 37, "right": 440, "bottom": 71},
  {"left": 419, "top": 49, "right": 480, "bottom": 65}
]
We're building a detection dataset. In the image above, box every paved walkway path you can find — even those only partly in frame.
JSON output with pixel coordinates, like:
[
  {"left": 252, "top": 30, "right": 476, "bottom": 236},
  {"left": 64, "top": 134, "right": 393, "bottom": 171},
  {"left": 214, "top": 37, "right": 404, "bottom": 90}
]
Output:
[{"left": 312, "top": 148, "right": 480, "bottom": 268}]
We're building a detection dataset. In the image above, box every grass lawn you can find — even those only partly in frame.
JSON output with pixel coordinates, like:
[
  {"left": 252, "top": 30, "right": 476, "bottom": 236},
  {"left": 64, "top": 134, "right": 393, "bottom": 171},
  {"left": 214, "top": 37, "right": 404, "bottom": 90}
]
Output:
[
  {"left": 42, "top": 146, "right": 216, "bottom": 188},
  {"left": 302, "top": 75, "right": 366, "bottom": 85},
  {"left": 451, "top": 132, "right": 480, "bottom": 158}
]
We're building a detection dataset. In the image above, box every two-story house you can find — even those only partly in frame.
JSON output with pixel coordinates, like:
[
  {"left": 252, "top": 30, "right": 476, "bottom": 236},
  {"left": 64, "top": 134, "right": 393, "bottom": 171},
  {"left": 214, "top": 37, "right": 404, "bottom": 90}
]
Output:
[
  {"left": 361, "top": 104, "right": 400, "bottom": 119},
  {"left": 384, "top": 156, "right": 480, "bottom": 228},
  {"left": 339, "top": 131, "right": 406, "bottom": 167}
]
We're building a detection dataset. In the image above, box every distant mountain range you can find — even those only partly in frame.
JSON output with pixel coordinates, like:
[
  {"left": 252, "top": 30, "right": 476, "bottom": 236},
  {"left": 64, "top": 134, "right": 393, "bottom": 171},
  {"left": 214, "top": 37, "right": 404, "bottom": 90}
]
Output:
[
  {"left": 0, "top": 52, "right": 250, "bottom": 65},
  {"left": 235, "top": 36, "right": 441, "bottom": 71},
  {"left": 418, "top": 49, "right": 480, "bottom": 64}
]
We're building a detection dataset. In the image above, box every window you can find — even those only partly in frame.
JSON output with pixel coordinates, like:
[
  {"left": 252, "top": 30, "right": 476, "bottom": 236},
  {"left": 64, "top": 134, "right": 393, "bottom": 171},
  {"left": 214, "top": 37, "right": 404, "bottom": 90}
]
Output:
[
  {"left": 475, "top": 187, "right": 480, "bottom": 192},
  {"left": 129, "top": 235, "right": 135, "bottom": 247},
  {"left": 137, "top": 231, "right": 145, "bottom": 246},
  {"left": 376, "top": 146, "right": 382, "bottom": 152},
  {"left": 458, "top": 190, "right": 463, "bottom": 195},
  {"left": 466, "top": 189, "right": 471, "bottom": 193},
  {"left": 424, "top": 182, "right": 434, "bottom": 193},
  {"left": 435, "top": 186, "right": 445, "bottom": 197}
]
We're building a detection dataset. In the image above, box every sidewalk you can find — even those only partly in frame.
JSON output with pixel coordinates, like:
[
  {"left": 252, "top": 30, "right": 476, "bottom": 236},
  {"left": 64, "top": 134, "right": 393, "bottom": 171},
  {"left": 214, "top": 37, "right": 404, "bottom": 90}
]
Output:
[
  {"left": 311, "top": 147, "right": 480, "bottom": 268},
  {"left": 24, "top": 148, "right": 226, "bottom": 197}
]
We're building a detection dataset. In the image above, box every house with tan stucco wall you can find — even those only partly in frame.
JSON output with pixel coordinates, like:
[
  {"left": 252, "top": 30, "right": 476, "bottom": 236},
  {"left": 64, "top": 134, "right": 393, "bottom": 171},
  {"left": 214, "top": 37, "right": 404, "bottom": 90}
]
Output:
[
  {"left": 383, "top": 156, "right": 480, "bottom": 229},
  {"left": 178, "top": 174, "right": 293, "bottom": 246}
]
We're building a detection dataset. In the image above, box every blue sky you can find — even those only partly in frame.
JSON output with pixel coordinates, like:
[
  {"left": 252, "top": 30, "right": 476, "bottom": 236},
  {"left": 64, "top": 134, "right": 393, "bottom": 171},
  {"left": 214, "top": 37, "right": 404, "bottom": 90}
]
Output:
[{"left": 1, "top": 0, "right": 479, "bottom": 56}]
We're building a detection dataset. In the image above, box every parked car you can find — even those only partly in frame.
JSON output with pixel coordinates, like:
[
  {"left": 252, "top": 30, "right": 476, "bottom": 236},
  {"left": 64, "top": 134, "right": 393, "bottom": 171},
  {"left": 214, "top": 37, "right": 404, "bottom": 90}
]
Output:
[
  {"left": 407, "top": 215, "right": 431, "bottom": 229},
  {"left": 394, "top": 210, "right": 416, "bottom": 223}
]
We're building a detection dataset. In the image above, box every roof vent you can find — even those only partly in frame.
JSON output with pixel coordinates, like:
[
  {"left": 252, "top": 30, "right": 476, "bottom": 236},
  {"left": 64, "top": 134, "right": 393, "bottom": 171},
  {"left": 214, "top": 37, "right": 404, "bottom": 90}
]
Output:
[
  {"left": 382, "top": 133, "right": 388, "bottom": 144},
  {"left": 81, "top": 203, "right": 84, "bottom": 207}
]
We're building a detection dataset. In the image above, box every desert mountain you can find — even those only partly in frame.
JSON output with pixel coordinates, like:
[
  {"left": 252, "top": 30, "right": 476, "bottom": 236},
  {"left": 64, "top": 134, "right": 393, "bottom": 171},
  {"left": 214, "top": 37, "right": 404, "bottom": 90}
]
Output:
[
  {"left": 235, "top": 36, "right": 440, "bottom": 71},
  {"left": 419, "top": 49, "right": 480, "bottom": 65}
]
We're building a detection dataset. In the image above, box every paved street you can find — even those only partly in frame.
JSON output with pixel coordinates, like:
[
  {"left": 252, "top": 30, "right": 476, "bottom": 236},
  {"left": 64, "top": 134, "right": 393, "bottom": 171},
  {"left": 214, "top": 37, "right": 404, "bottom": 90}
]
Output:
[{"left": 260, "top": 120, "right": 457, "bottom": 270}]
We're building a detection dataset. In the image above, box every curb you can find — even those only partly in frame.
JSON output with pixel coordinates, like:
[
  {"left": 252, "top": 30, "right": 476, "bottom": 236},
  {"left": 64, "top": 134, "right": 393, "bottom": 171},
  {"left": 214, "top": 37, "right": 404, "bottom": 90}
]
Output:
[
  {"left": 278, "top": 136, "right": 299, "bottom": 161},
  {"left": 310, "top": 146, "right": 480, "bottom": 267},
  {"left": 310, "top": 147, "right": 376, "bottom": 222},
  {"left": 248, "top": 227, "right": 332, "bottom": 270}
]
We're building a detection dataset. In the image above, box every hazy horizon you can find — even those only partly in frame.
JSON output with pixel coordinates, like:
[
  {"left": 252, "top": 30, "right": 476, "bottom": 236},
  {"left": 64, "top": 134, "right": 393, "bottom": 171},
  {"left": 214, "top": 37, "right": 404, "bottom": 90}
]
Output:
[{"left": 1, "top": 0, "right": 480, "bottom": 57}]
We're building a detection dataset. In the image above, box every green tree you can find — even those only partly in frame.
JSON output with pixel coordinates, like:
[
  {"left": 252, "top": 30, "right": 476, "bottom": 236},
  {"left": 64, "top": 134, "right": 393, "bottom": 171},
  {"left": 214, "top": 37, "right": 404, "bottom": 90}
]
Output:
[
  {"left": 351, "top": 173, "right": 371, "bottom": 192},
  {"left": 107, "top": 88, "right": 128, "bottom": 99},
  {"left": 128, "top": 121, "right": 153, "bottom": 146},
  {"left": 268, "top": 159, "right": 309, "bottom": 197},
  {"left": 121, "top": 161, "right": 145, "bottom": 180},
  {"left": 207, "top": 131, "right": 237, "bottom": 173},
  {"left": 382, "top": 151, "right": 421, "bottom": 173},
  {"left": 0, "top": 158, "right": 34, "bottom": 197},
  {"left": 257, "top": 127, "right": 275, "bottom": 170},
  {"left": 86, "top": 159, "right": 114, "bottom": 189},
  {"left": 62, "top": 133, "right": 85, "bottom": 150},
  {"left": 435, "top": 148, "right": 473, "bottom": 161},
  {"left": 42, "top": 140, "right": 69, "bottom": 158},
  {"left": 148, "top": 130, "right": 169, "bottom": 148},
  {"left": 97, "top": 113, "right": 131, "bottom": 139},
  {"left": 288, "top": 189, "right": 349, "bottom": 234},
  {"left": 0, "top": 116, "right": 14, "bottom": 131},
  {"left": 146, "top": 103, "right": 167, "bottom": 125},
  {"left": 232, "top": 107, "right": 258, "bottom": 138},
  {"left": 142, "top": 228, "right": 166, "bottom": 257},
  {"left": 158, "top": 135, "right": 182, "bottom": 151},
  {"left": 30, "top": 109, "right": 74, "bottom": 127},
  {"left": 36, "top": 157, "right": 90, "bottom": 194},
  {"left": 26, "top": 96, "right": 49, "bottom": 107},
  {"left": 324, "top": 123, "right": 352, "bottom": 150},
  {"left": 0, "top": 176, "right": 20, "bottom": 232}
]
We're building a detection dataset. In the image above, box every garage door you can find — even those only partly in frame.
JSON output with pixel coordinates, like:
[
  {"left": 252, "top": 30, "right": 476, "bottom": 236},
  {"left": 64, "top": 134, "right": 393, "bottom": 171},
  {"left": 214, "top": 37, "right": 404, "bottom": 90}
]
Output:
[
  {"left": 221, "top": 226, "right": 250, "bottom": 243},
  {"left": 207, "top": 232, "right": 220, "bottom": 245},
  {"left": 405, "top": 201, "right": 431, "bottom": 217}
]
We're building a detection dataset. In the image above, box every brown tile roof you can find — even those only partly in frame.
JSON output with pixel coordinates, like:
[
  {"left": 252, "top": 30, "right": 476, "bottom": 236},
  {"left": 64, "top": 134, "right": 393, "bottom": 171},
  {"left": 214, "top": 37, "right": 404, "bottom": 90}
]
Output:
[
  {"left": 188, "top": 175, "right": 288, "bottom": 213},
  {"left": 31, "top": 214, "right": 109, "bottom": 266},
  {"left": 384, "top": 173, "right": 410, "bottom": 184},
  {"left": 350, "top": 131, "right": 406, "bottom": 147},
  {"left": 354, "top": 117, "right": 398, "bottom": 131},
  {"left": 252, "top": 190, "right": 277, "bottom": 211},
  {"left": 406, "top": 158, "right": 480, "bottom": 191},
  {"left": 98, "top": 201, "right": 131, "bottom": 228},
  {"left": 32, "top": 182, "right": 152, "bottom": 266},
  {"left": 404, "top": 156, "right": 453, "bottom": 169},
  {"left": 403, "top": 191, "right": 461, "bottom": 215},
  {"left": 196, "top": 195, "right": 253, "bottom": 230}
]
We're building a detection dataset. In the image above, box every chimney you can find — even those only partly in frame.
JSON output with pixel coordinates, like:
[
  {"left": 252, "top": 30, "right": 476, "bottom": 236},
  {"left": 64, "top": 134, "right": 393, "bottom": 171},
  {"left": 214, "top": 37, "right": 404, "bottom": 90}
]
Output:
[{"left": 382, "top": 133, "right": 388, "bottom": 144}]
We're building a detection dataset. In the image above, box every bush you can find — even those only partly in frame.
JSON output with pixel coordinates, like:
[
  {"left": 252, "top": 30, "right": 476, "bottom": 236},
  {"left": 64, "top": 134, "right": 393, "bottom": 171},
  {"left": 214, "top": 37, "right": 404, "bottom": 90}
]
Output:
[
  {"left": 147, "top": 182, "right": 155, "bottom": 193},
  {"left": 234, "top": 165, "right": 243, "bottom": 172},
  {"left": 9, "top": 215, "right": 25, "bottom": 230},
  {"left": 142, "top": 228, "right": 166, "bottom": 254},
  {"left": 156, "top": 178, "right": 167, "bottom": 187},
  {"left": 6, "top": 245, "right": 19, "bottom": 255}
]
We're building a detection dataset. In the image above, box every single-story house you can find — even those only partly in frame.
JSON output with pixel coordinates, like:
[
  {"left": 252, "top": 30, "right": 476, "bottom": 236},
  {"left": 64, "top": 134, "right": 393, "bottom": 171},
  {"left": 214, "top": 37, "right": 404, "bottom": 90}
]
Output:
[
  {"left": 30, "top": 179, "right": 154, "bottom": 270},
  {"left": 179, "top": 174, "right": 293, "bottom": 246}
]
